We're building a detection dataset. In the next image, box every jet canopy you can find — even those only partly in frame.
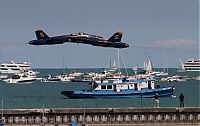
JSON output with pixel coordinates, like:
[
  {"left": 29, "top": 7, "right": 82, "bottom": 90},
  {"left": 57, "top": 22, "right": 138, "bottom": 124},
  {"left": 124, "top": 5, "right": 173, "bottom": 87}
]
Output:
[
  {"left": 70, "top": 32, "right": 104, "bottom": 39},
  {"left": 70, "top": 32, "right": 89, "bottom": 36}
]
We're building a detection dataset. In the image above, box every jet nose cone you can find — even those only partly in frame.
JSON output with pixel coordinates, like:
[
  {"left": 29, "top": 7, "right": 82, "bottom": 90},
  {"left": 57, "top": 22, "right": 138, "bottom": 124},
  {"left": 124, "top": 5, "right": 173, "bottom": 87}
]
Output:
[
  {"left": 125, "top": 43, "right": 129, "bottom": 48},
  {"left": 28, "top": 40, "right": 34, "bottom": 45}
]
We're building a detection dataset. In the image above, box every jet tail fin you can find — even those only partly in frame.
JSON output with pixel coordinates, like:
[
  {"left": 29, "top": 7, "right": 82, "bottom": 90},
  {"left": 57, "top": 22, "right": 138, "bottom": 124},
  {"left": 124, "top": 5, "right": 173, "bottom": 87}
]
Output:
[
  {"left": 108, "top": 32, "right": 123, "bottom": 42},
  {"left": 35, "top": 29, "right": 49, "bottom": 40}
]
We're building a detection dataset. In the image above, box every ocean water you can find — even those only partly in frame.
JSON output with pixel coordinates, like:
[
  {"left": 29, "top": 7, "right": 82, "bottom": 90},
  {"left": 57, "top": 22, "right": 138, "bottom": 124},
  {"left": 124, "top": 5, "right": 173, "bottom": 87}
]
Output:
[{"left": 0, "top": 68, "right": 199, "bottom": 109}]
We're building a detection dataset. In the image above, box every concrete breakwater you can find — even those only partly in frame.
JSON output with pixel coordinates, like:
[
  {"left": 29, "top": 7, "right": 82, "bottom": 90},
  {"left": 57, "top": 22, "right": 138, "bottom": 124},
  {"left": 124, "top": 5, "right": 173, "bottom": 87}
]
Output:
[{"left": 0, "top": 107, "right": 200, "bottom": 125}]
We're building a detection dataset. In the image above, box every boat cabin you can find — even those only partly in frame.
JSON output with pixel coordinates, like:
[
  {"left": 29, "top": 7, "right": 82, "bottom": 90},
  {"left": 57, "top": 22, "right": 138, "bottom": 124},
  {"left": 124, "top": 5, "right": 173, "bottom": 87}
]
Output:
[{"left": 94, "top": 79, "right": 155, "bottom": 92}]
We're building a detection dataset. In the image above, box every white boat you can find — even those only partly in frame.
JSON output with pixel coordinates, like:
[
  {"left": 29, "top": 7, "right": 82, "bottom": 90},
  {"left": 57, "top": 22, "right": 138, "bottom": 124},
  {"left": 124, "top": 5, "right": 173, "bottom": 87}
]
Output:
[
  {"left": 41, "top": 75, "right": 61, "bottom": 82},
  {"left": 178, "top": 60, "right": 185, "bottom": 72},
  {"left": 95, "top": 69, "right": 113, "bottom": 79},
  {"left": 143, "top": 57, "right": 168, "bottom": 76},
  {"left": 178, "top": 59, "right": 200, "bottom": 71},
  {"left": 4, "top": 74, "right": 36, "bottom": 84},
  {"left": 58, "top": 73, "right": 75, "bottom": 82},
  {"left": 160, "top": 75, "right": 189, "bottom": 82},
  {"left": 155, "top": 71, "right": 168, "bottom": 76},
  {"left": 69, "top": 70, "right": 84, "bottom": 77},
  {"left": 105, "top": 72, "right": 125, "bottom": 81},
  {"left": 71, "top": 76, "right": 94, "bottom": 82},
  {"left": 72, "top": 70, "right": 113, "bottom": 83},
  {"left": 195, "top": 76, "right": 200, "bottom": 80},
  {"left": 0, "top": 74, "right": 8, "bottom": 79},
  {"left": 21, "top": 69, "right": 39, "bottom": 78},
  {"left": 0, "top": 61, "right": 31, "bottom": 74}
]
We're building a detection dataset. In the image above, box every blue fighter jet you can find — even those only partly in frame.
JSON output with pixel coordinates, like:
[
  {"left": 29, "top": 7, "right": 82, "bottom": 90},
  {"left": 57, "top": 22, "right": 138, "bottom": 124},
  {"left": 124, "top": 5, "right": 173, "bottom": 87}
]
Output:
[{"left": 29, "top": 29, "right": 129, "bottom": 48}]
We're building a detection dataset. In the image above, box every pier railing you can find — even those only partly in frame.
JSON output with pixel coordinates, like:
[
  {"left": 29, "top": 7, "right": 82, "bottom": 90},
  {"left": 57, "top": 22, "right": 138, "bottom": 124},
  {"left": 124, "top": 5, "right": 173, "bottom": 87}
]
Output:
[{"left": 1, "top": 107, "right": 200, "bottom": 125}]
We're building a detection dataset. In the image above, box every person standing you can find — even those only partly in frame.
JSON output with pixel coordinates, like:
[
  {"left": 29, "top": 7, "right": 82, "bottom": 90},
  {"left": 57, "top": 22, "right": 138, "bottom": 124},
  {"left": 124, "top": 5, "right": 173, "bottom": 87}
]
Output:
[
  {"left": 154, "top": 93, "right": 159, "bottom": 108},
  {"left": 179, "top": 93, "right": 184, "bottom": 108}
]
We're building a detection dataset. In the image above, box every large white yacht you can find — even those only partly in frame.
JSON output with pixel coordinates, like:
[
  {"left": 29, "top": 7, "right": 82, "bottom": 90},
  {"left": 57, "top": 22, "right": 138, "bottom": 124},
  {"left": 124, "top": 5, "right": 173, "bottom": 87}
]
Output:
[
  {"left": 0, "top": 61, "right": 31, "bottom": 74},
  {"left": 178, "top": 59, "right": 200, "bottom": 71}
]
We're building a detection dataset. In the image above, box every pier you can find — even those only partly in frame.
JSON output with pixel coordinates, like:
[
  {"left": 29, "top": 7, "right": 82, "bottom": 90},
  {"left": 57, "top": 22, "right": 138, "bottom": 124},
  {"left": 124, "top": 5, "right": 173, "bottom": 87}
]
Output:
[{"left": 1, "top": 107, "right": 200, "bottom": 126}]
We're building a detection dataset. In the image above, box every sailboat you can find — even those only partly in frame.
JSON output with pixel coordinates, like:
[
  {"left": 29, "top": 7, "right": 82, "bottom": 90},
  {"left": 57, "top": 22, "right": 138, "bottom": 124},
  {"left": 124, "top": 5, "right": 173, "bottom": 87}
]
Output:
[
  {"left": 143, "top": 61, "right": 147, "bottom": 72},
  {"left": 178, "top": 59, "right": 185, "bottom": 72},
  {"left": 143, "top": 54, "right": 153, "bottom": 73},
  {"left": 143, "top": 52, "right": 168, "bottom": 76},
  {"left": 146, "top": 59, "right": 153, "bottom": 73},
  {"left": 108, "top": 59, "right": 117, "bottom": 72}
]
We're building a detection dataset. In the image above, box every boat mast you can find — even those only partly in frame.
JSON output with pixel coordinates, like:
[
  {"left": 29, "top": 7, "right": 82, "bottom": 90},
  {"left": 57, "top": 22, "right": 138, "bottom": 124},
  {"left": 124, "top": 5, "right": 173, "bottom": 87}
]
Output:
[
  {"left": 109, "top": 59, "right": 111, "bottom": 69},
  {"left": 163, "top": 53, "right": 168, "bottom": 73},
  {"left": 113, "top": 60, "right": 116, "bottom": 68},
  {"left": 117, "top": 49, "right": 121, "bottom": 73},
  {"left": 62, "top": 54, "right": 66, "bottom": 73}
]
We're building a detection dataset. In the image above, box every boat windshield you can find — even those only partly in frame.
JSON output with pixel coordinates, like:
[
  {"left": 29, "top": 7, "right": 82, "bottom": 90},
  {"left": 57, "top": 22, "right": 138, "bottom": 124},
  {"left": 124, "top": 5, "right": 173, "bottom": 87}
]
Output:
[{"left": 12, "top": 75, "right": 20, "bottom": 79}]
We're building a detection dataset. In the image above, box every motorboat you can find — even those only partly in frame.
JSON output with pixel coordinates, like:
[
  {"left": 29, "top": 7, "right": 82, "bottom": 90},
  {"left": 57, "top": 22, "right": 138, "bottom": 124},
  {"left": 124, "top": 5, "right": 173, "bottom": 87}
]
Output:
[
  {"left": 58, "top": 73, "right": 75, "bottom": 82},
  {"left": 194, "top": 76, "right": 200, "bottom": 80},
  {"left": 0, "top": 74, "right": 8, "bottom": 79},
  {"left": 22, "top": 69, "right": 39, "bottom": 78},
  {"left": 41, "top": 75, "right": 61, "bottom": 82},
  {"left": 69, "top": 71, "right": 84, "bottom": 77},
  {"left": 71, "top": 76, "right": 93, "bottom": 83},
  {"left": 61, "top": 77, "right": 175, "bottom": 99},
  {"left": 160, "top": 75, "right": 190, "bottom": 82},
  {"left": 4, "top": 74, "right": 36, "bottom": 84}
]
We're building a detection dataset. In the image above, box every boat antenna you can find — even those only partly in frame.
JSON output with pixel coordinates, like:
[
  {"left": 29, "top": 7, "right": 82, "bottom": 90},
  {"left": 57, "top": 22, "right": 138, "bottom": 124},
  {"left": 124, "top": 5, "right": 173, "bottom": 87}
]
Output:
[
  {"left": 162, "top": 52, "right": 168, "bottom": 73},
  {"left": 119, "top": 50, "right": 129, "bottom": 77}
]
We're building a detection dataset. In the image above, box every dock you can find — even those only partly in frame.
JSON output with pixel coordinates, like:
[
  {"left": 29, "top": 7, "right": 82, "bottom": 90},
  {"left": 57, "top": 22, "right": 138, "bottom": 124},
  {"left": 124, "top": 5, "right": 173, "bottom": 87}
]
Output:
[{"left": 1, "top": 107, "right": 200, "bottom": 125}]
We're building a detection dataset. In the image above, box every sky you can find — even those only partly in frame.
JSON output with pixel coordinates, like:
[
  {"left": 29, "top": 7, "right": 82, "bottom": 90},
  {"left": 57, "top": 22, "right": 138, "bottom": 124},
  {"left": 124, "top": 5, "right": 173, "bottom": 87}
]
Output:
[{"left": 0, "top": 0, "right": 199, "bottom": 68}]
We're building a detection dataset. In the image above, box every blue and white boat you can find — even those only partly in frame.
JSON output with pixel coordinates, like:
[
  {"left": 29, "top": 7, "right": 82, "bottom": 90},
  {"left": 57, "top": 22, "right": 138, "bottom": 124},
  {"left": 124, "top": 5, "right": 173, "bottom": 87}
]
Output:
[{"left": 61, "top": 77, "right": 175, "bottom": 99}]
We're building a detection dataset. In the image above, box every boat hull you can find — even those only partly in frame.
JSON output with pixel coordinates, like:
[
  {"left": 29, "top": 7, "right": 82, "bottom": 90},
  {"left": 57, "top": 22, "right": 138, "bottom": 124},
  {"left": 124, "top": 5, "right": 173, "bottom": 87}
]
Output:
[
  {"left": 17, "top": 78, "right": 36, "bottom": 83},
  {"left": 61, "top": 87, "right": 174, "bottom": 99}
]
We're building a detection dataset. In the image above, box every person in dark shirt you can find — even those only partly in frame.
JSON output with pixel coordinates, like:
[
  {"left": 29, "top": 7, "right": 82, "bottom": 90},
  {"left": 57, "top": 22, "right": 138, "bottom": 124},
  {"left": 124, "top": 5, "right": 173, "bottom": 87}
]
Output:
[{"left": 179, "top": 93, "right": 184, "bottom": 108}]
